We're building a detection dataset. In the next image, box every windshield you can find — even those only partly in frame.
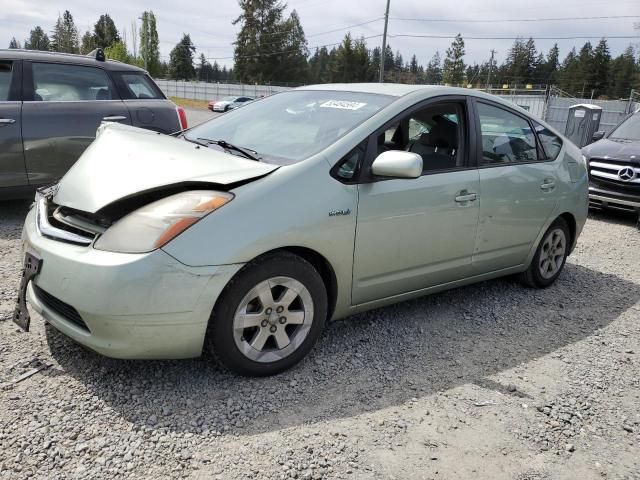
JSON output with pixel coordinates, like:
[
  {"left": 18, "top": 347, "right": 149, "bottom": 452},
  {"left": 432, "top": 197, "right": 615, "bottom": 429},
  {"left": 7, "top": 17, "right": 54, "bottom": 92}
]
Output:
[
  {"left": 610, "top": 113, "right": 640, "bottom": 141},
  {"left": 186, "top": 90, "right": 394, "bottom": 165}
]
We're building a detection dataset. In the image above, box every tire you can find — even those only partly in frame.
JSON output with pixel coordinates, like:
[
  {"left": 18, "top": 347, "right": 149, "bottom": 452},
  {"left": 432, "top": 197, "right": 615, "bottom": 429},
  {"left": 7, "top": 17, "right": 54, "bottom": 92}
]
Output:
[
  {"left": 207, "top": 252, "right": 327, "bottom": 376},
  {"left": 520, "top": 218, "right": 570, "bottom": 288}
]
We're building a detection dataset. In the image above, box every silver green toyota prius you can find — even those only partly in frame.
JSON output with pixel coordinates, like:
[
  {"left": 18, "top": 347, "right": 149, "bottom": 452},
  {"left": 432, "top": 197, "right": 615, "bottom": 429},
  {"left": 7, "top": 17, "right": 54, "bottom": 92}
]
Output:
[{"left": 14, "top": 84, "right": 588, "bottom": 376}]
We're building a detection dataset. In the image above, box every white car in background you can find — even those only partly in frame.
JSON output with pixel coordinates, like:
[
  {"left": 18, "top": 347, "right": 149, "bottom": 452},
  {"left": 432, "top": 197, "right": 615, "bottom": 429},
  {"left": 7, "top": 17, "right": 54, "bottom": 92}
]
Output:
[{"left": 208, "top": 96, "right": 254, "bottom": 112}]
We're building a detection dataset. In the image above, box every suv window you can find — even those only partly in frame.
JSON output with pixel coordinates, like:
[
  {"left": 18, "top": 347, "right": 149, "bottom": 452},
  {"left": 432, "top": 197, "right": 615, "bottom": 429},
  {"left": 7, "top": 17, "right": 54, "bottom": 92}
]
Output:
[
  {"left": 376, "top": 103, "right": 464, "bottom": 174},
  {"left": 533, "top": 121, "right": 563, "bottom": 160},
  {"left": 478, "top": 103, "right": 538, "bottom": 165},
  {"left": 32, "top": 63, "right": 114, "bottom": 102},
  {"left": 0, "top": 62, "right": 13, "bottom": 101},
  {"left": 113, "top": 72, "right": 164, "bottom": 99}
]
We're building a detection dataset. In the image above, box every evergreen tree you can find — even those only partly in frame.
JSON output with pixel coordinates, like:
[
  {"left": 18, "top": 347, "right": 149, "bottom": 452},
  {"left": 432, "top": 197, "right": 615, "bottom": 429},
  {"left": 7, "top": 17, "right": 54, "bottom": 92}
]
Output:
[
  {"left": 442, "top": 34, "right": 465, "bottom": 85},
  {"left": 558, "top": 47, "right": 580, "bottom": 94},
  {"left": 168, "top": 34, "right": 195, "bottom": 80},
  {"left": 80, "top": 31, "right": 96, "bottom": 54},
  {"left": 197, "top": 53, "right": 215, "bottom": 81},
  {"left": 8, "top": 37, "right": 20, "bottom": 49},
  {"left": 608, "top": 46, "right": 637, "bottom": 98},
  {"left": 24, "top": 26, "right": 50, "bottom": 51},
  {"left": 308, "top": 47, "right": 330, "bottom": 83},
  {"left": 352, "top": 37, "right": 370, "bottom": 82},
  {"left": 331, "top": 33, "right": 355, "bottom": 82},
  {"left": 51, "top": 10, "right": 79, "bottom": 53},
  {"left": 368, "top": 47, "right": 381, "bottom": 82},
  {"left": 465, "top": 64, "right": 480, "bottom": 85},
  {"left": 577, "top": 42, "right": 594, "bottom": 96},
  {"left": 543, "top": 44, "right": 560, "bottom": 84},
  {"left": 382, "top": 44, "right": 394, "bottom": 78},
  {"left": 140, "top": 11, "right": 161, "bottom": 76},
  {"left": 93, "top": 14, "right": 120, "bottom": 49},
  {"left": 425, "top": 51, "right": 442, "bottom": 84},
  {"left": 590, "top": 38, "right": 611, "bottom": 98},
  {"left": 409, "top": 54, "right": 418, "bottom": 75},
  {"left": 233, "top": 0, "right": 307, "bottom": 83},
  {"left": 278, "top": 9, "right": 308, "bottom": 83}
]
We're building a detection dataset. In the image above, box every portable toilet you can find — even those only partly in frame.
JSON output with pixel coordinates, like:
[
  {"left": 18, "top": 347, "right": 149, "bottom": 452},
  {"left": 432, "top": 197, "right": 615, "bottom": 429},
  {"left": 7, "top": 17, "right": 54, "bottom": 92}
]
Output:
[{"left": 564, "top": 104, "right": 603, "bottom": 147}]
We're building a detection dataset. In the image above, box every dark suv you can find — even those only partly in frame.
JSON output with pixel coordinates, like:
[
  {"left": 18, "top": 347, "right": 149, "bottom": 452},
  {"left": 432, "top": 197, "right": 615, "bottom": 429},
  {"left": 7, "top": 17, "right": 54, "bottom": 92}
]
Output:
[
  {"left": 583, "top": 111, "right": 640, "bottom": 214},
  {"left": 0, "top": 49, "right": 187, "bottom": 198}
]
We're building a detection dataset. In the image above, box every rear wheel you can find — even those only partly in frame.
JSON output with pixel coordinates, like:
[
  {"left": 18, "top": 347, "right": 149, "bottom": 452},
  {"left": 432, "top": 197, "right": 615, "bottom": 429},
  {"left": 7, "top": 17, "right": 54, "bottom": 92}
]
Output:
[
  {"left": 207, "top": 252, "right": 327, "bottom": 376},
  {"left": 520, "top": 218, "right": 570, "bottom": 288}
]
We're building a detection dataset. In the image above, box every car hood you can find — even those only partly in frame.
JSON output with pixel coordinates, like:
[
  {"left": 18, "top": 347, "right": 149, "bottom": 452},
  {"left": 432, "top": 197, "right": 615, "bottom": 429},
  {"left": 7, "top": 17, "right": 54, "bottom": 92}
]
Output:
[
  {"left": 582, "top": 138, "right": 640, "bottom": 162},
  {"left": 54, "top": 123, "right": 278, "bottom": 213}
]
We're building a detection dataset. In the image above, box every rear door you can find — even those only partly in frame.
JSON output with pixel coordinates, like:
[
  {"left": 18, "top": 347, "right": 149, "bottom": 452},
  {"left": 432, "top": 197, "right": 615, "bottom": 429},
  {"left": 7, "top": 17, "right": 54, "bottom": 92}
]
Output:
[
  {"left": 21, "top": 61, "right": 131, "bottom": 185},
  {"left": 472, "top": 100, "right": 560, "bottom": 273},
  {"left": 111, "top": 71, "right": 181, "bottom": 134},
  {"left": 0, "top": 58, "right": 27, "bottom": 188}
]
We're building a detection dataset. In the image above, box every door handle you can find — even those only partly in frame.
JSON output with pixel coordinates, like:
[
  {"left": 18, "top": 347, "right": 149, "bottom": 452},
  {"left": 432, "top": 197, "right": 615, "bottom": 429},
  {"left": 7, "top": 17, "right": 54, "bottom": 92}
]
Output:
[
  {"left": 102, "top": 115, "right": 127, "bottom": 122},
  {"left": 0, "top": 118, "right": 16, "bottom": 125},
  {"left": 455, "top": 192, "right": 477, "bottom": 203},
  {"left": 540, "top": 179, "right": 556, "bottom": 191}
]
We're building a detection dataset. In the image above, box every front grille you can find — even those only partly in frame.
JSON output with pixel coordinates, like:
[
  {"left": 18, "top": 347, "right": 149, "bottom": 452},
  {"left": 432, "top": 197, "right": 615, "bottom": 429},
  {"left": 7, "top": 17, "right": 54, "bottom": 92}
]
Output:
[
  {"left": 33, "top": 284, "right": 90, "bottom": 332},
  {"left": 588, "top": 158, "right": 640, "bottom": 192}
]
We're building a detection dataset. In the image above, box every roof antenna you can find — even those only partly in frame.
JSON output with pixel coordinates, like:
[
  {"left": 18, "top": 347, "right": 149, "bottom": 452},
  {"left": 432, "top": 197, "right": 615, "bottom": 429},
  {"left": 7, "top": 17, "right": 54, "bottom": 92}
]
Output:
[{"left": 88, "top": 48, "right": 105, "bottom": 62}]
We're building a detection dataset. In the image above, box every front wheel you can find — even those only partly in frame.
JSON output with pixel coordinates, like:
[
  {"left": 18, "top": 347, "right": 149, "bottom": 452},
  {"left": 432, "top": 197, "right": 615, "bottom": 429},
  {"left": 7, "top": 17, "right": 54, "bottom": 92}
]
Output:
[
  {"left": 207, "top": 252, "right": 327, "bottom": 376},
  {"left": 520, "top": 218, "right": 570, "bottom": 288}
]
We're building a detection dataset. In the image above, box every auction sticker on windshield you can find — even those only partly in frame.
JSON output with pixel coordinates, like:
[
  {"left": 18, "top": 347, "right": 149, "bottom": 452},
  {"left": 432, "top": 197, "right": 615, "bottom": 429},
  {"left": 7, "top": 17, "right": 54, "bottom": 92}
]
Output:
[{"left": 320, "top": 100, "right": 367, "bottom": 110}]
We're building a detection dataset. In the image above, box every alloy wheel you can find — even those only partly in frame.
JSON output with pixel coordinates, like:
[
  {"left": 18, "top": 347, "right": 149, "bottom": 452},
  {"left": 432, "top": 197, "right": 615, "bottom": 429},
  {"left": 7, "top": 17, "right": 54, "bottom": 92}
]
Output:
[
  {"left": 232, "top": 276, "right": 314, "bottom": 363},
  {"left": 538, "top": 228, "right": 567, "bottom": 279}
]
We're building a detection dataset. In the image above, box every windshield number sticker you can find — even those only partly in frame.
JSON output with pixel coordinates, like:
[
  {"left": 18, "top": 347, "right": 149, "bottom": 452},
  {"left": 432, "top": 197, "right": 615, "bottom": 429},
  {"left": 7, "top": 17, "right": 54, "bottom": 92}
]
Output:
[{"left": 320, "top": 100, "right": 367, "bottom": 111}]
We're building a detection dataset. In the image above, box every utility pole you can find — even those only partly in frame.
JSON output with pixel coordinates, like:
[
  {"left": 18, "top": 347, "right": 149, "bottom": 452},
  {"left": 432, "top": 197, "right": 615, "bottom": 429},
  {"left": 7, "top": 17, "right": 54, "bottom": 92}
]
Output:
[
  {"left": 379, "top": 0, "right": 391, "bottom": 83},
  {"left": 486, "top": 49, "right": 495, "bottom": 91}
]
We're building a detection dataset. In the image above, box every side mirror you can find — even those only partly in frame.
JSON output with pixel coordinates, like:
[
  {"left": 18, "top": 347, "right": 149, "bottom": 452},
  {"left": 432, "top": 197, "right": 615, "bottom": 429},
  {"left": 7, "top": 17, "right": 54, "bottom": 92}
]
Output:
[
  {"left": 371, "top": 151, "right": 422, "bottom": 179},
  {"left": 592, "top": 131, "right": 605, "bottom": 142}
]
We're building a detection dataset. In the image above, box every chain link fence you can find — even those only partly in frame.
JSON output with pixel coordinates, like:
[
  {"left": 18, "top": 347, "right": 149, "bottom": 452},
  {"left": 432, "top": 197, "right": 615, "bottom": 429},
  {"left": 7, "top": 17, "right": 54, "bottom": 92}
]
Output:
[
  {"left": 155, "top": 80, "right": 290, "bottom": 101},
  {"left": 156, "top": 79, "right": 639, "bottom": 135}
]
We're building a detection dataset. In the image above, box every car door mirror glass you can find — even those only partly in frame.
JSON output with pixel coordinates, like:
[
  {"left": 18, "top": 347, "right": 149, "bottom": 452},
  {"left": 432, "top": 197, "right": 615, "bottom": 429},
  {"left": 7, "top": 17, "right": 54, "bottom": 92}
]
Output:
[
  {"left": 372, "top": 151, "right": 422, "bottom": 179},
  {"left": 592, "top": 130, "right": 605, "bottom": 141}
]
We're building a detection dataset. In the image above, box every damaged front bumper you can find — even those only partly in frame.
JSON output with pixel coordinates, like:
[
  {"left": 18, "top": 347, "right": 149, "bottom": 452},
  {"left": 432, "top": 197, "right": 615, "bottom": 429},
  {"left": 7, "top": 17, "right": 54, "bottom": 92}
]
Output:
[{"left": 20, "top": 206, "right": 243, "bottom": 359}]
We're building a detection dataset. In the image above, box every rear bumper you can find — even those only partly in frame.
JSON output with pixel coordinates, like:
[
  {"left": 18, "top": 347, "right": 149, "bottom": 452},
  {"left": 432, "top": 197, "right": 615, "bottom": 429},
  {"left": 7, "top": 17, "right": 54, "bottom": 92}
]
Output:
[
  {"left": 22, "top": 208, "right": 243, "bottom": 359},
  {"left": 589, "top": 184, "right": 640, "bottom": 212}
]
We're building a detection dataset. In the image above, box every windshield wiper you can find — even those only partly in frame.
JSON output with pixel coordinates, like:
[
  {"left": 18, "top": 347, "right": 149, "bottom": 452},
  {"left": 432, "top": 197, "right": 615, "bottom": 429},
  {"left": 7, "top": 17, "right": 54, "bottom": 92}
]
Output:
[{"left": 193, "top": 137, "right": 261, "bottom": 161}]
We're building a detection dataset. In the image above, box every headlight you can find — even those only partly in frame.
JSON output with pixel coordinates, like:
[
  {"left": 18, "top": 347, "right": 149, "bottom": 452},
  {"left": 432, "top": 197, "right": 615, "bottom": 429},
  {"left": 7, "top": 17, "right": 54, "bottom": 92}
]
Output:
[
  {"left": 581, "top": 154, "right": 588, "bottom": 166},
  {"left": 94, "top": 190, "right": 233, "bottom": 253}
]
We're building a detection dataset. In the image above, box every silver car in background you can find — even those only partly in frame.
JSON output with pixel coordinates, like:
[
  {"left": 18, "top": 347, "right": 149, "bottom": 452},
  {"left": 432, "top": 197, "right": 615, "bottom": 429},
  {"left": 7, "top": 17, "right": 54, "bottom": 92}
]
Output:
[{"left": 15, "top": 84, "right": 588, "bottom": 376}]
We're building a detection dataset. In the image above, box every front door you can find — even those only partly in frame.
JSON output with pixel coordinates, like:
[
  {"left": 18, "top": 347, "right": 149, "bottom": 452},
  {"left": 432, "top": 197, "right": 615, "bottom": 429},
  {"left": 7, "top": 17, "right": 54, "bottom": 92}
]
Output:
[
  {"left": 21, "top": 61, "right": 131, "bottom": 185},
  {"left": 0, "top": 59, "right": 27, "bottom": 188},
  {"left": 472, "top": 101, "right": 560, "bottom": 273},
  {"left": 352, "top": 99, "right": 480, "bottom": 305}
]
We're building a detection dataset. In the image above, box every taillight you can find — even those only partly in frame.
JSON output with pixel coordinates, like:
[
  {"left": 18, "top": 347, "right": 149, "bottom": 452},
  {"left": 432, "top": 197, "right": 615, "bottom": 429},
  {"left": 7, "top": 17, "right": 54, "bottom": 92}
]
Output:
[{"left": 176, "top": 106, "right": 188, "bottom": 130}]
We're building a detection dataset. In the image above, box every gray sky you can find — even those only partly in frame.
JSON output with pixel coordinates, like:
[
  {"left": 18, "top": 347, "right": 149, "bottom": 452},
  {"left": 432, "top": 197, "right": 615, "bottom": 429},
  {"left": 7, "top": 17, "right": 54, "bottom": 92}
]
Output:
[{"left": 1, "top": 0, "right": 639, "bottom": 73}]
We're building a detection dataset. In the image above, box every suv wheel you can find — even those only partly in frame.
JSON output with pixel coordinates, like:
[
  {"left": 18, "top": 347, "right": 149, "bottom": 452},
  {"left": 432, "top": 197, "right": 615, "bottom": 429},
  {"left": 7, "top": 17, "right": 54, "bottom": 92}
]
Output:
[
  {"left": 207, "top": 252, "right": 327, "bottom": 376},
  {"left": 520, "top": 218, "right": 570, "bottom": 288}
]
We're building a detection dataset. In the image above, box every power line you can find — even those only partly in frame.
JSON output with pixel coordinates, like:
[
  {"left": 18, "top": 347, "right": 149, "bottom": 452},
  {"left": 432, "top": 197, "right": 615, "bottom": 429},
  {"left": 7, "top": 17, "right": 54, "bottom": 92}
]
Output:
[
  {"left": 183, "top": 34, "right": 384, "bottom": 61},
  {"left": 390, "top": 34, "right": 640, "bottom": 40},
  {"left": 389, "top": 15, "right": 640, "bottom": 23}
]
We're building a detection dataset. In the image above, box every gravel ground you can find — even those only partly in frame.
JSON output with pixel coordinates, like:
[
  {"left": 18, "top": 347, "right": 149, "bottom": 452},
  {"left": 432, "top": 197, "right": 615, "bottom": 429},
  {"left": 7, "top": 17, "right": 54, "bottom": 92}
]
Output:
[{"left": 1, "top": 201, "right": 639, "bottom": 480}]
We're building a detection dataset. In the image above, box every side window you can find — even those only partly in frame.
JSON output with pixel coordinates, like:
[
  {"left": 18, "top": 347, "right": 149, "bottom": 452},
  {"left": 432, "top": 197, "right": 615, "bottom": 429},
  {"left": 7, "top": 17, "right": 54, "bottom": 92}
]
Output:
[
  {"left": 533, "top": 121, "right": 563, "bottom": 160},
  {"left": 407, "top": 104, "right": 463, "bottom": 173},
  {"left": 113, "top": 72, "right": 163, "bottom": 99},
  {"left": 0, "top": 61, "right": 13, "bottom": 101},
  {"left": 32, "top": 63, "right": 114, "bottom": 101},
  {"left": 477, "top": 103, "right": 538, "bottom": 165},
  {"left": 376, "top": 103, "right": 464, "bottom": 174},
  {"left": 334, "top": 142, "right": 366, "bottom": 182}
]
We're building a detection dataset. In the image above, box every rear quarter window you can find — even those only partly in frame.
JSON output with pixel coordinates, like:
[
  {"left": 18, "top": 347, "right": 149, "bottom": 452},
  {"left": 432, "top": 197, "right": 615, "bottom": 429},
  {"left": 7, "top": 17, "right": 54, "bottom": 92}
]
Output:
[
  {"left": 533, "top": 122, "right": 563, "bottom": 160},
  {"left": 113, "top": 72, "right": 165, "bottom": 100}
]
